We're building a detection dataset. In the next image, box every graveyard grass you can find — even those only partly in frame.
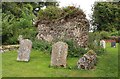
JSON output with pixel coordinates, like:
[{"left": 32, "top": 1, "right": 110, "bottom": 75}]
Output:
[{"left": 2, "top": 43, "right": 118, "bottom": 77}]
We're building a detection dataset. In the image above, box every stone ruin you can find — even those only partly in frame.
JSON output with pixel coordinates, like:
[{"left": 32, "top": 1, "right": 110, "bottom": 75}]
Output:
[
  {"left": 77, "top": 50, "right": 97, "bottom": 70},
  {"left": 17, "top": 35, "right": 32, "bottom": 62},
  {"left": 51, "top": 41, "right": 68, "bottom": 68},
  {"left": 35, "top": 7, "right": 89, "bottom": 47}
]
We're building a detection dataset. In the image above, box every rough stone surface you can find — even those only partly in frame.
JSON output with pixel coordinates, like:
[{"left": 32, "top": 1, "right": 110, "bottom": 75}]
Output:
[
  {"left": 51, "top": 41, "right": 68, "bottom": 68},
  {"left": 36, "top": 14, "right": 89, "bottom": 47},
  {"left": 77, "top": 50, "right": 97, "bottom": 70},
  {"left": 17, "top": 35, "right": 32, "bottom": 62},
  {"left": 0, "top": 45, "right": 19, "bottom": 53}
]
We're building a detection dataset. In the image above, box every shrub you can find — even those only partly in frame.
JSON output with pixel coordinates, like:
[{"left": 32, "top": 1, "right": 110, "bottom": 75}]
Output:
[
  {"left": 63, "top": 6, "right": 85, "bottom": 18},
  {"left": 2, "top": 13, "right": 18, "bottom": 44},
  {"left": 18, "top": 28, "right": 37, "bottom": 41},
  {"left": 64, "top": 40, "right": 88, "bottom": 57},
  {"left": 2, "top": 5, "right": 36, "bottom": 45},
  {"left": 88, "top": 32, "right": 106, "bottom": 55},
  {"left": 38, "top": 6, "right": 62, "bottom": 20},
  {"left": 88, "top": 32, "right": 101, "bottom": 49},
  {"left": 32, "top": 39, "right": 87, "bottom": 57},
  {"left": 100, "top": 31, "right": 109, "bottom": 39},
  {"left": 38, "top": 6, "right": 85, "bottom": 21},
  {"left": 94, "top": 47, "right": 105, "bottom": 55},
  {"left": 32, "top": 39, "right": 52, "bottom": 53},
  {"left": 119, "top": 31, "right": 120, "bottom": 36},
  {"left": 110, "top": 31, "right": 119, "bottom": 36}
]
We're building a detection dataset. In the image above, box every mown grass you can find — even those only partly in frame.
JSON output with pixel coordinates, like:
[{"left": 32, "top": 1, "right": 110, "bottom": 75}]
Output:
[
  {"left": 2, "top": 43, "right": 118, "bottom": 77},
  {"left": 0, "top": 52, "right": 2, "bottom": 78}
]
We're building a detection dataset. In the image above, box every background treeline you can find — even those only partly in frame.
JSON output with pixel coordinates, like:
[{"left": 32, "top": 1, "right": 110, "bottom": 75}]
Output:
[{"left": 91, "top": 2, "right": 120, "bottom": 32}]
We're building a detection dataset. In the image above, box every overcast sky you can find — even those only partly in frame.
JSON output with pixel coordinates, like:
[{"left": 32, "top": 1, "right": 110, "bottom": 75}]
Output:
[{"left": 57, "top": 0, "right": 107, "bottom": 20}]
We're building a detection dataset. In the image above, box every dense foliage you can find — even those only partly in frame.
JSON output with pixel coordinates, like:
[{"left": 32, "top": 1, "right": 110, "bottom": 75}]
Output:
[
  {"left": 64, "top": 40, "right": 88, "bottom": 57},
  {"left": 38, "top": 6, "right": 85, "bottom": 21},
  {"left": 2, "top": 2, "right": 58, "bottom": 45},
  {"left": 32, "top": 39, "right": 52, "bottom": 53},
  {"left": 91, "top": 2, "right": 120, "bottom": 32},
  {"left": 2, "top": 3, "right": 36, "bottom": 44},
  {"left": 88, "top": 32, "right": 106, "bottom": 55}
]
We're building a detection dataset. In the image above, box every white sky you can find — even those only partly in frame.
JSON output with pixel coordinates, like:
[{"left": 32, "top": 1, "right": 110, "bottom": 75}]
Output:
[{"left": 57, "top": 0, "right": 107, "bottom": 20}]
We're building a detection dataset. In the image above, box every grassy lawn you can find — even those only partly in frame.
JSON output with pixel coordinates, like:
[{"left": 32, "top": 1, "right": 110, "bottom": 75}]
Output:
[
  {"left": 2, "top": 43, "right": 118, "bottom": 77},
  {"left": 0, "top": 52, "right": 2, "bottom": 78}
]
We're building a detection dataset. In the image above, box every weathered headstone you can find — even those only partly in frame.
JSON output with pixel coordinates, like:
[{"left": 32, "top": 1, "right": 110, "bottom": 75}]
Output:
[
  {"left": 17, "top": 35, "right": 32, "bottom": 62},
  {"left": 111, "top": 41, "right": 116, "bottom": 47},
  {"left": 51, "top": 41, "right": 68, "bottom": 68},
  {"left": 100, "top": 40, "right": 106, "bottom": 49},
  {"left": 77, "top": 50, "right": 97, "bottom": 70}
]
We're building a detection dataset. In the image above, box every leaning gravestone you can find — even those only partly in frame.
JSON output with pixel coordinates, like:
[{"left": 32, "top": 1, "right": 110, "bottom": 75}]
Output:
[
  {"left": 17, "top": 35, "right": 32, "bottom": 62},
  {"left": 77, "top": 50, "right": 97, "bottom": 70},
  {"left": 51, "top": 41, "right": 68, "bottom": 68}
]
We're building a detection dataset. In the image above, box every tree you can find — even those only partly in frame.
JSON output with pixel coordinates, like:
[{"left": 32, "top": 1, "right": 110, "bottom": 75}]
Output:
[
  {"left": 2, "top": 1, "right": 59, "bottom": 44},
  {"left": 91, "top": 2, "right": 120, "bottom": 32},
  {"left": 2, "top": 1, "right": 58, "bottom": 17}
]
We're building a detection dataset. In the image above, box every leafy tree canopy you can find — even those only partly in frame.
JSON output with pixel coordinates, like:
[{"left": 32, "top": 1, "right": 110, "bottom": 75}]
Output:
[
  {"left": 91, "top": 2, "right": 120, "bottom": 32},
  {"left": 2, "top": 1, "right": 58, "bottom": 44}
]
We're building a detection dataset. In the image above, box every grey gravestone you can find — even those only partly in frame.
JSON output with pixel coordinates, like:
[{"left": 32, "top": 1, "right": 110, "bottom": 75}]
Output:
[
  {"left": 51, "top": 41, "right": 68, "bottom": 68},
  {"left": 77, "top": 50, "right": 97, "bottom": 70},
  {"left": 111, "top": 41, "right": 116, "bottom": 47},
  {"left": 17, "top": 35, "right": 32, "bottom": 62}
]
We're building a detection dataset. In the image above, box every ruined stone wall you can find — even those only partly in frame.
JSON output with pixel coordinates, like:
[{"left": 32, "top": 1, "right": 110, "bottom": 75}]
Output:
[{"left": 36, "top": 14, "right": 89, "bottom": 47}]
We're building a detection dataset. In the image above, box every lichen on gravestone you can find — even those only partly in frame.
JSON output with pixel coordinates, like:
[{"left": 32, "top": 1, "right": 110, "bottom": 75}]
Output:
[
  {"left": 77, "top": 50, "right": 97, "bottom": 70},
  {"left": 51, "top": 41, "right": 68, "bottom": 68},
  {"left": 17, "top": 35, "right": 32, "bottom": 62}
]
